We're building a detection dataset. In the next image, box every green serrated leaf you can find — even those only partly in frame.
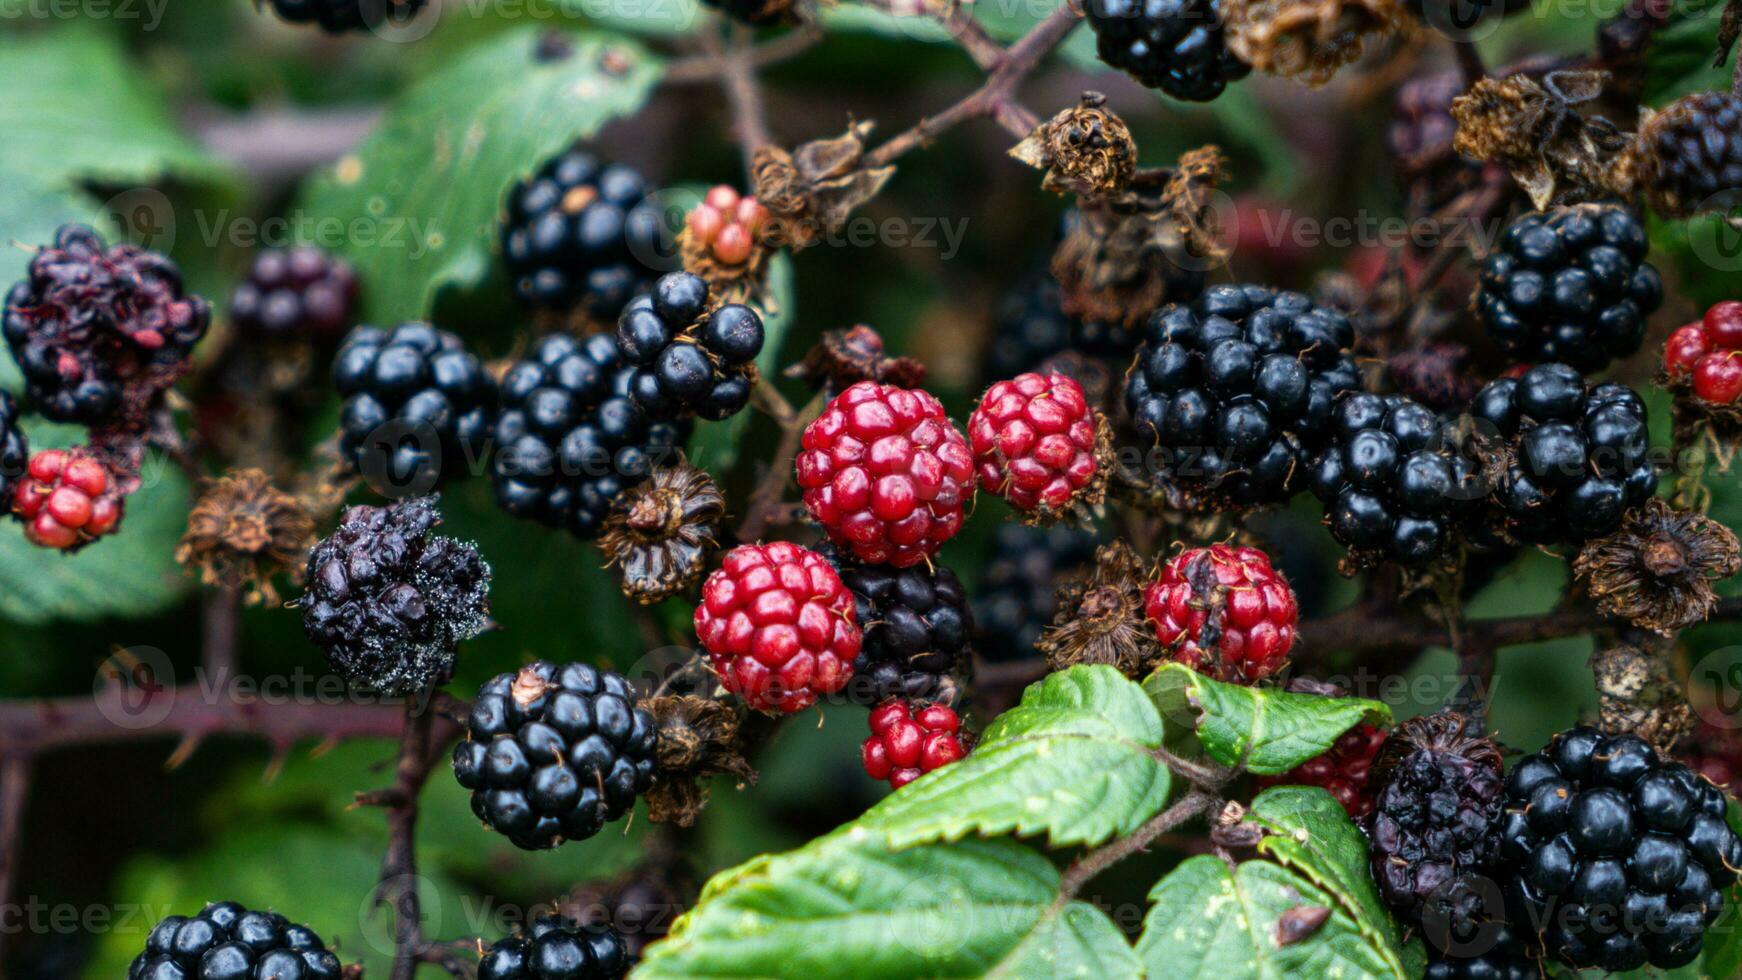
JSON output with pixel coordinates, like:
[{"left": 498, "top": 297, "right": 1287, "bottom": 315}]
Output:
[
  {"left": 1143, "top": 662, "right": 1392, "bottom": 775},
  {"left": 1137, "top": 854, "right": 1405, "bottom": 979},
  {"left": 853, "top": 665, "right": 1172, "bottom": 850},
  {"left": 296, "top": 28, "right": 662, "bottom": 323},
  {"left": 1248, "top": 786, "right": 1409, "bottom": 976},
  {"left": 686, "top": 251, "right": 796, "bottom": 473},
  {"left": 637, "top": 830, "right": 1139, "bottom": 979}
]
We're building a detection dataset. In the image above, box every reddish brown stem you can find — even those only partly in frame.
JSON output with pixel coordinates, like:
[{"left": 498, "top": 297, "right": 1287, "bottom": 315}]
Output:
[
  {"left": 0, "top": 754, "right": 31, "bottom": 965},
  {"left": 1055, "top": 791, "right": 1216, "bottom": 902}
]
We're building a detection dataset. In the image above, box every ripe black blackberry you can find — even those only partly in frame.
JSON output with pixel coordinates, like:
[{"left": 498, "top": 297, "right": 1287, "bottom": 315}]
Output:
[
  {"left": 4, "top": 223, "right": 210, "bottom": 427},
  {"left": 617, "top": 271, "right": 763, "bottom": 422},
  {"left": 1308, "top": 393, "right": 1485, "bottom": 565},
  {"left": 0, "top": 392, "right": 27, "bottom": 506},
  {"left": 491, "top": 333, "right": 691, "bottom": 538},
  {"left": 987, "top": 272, "right": 1075, "bottom": 381},
  {"left": 262, "top": 0, "right": 424, "bottom": 31},
  {"left": 1475, "top": 204, "right": 1663, "bottom": 372},
  {"left": 1632, "top": 91, "right": 1742, "bottom": 219},
  {"left": 453, "top": 662, "right": 657, "bottom": 851},
  {"left": 1473, "top": 364, "right": 1655, "bottom": 544},
  {"left": 479, "top": 914, "right": 630, "bottom": 979},
  {"left": 1423, "top": 921, "right": 1538, "bottom": 980},
  {"left": 333, "top": 322, "right": 496, "bottom": 493},
  {"left": 1124, "top": 284, "right": 1361, "bottom": 507},
  {"left": 301, "top": 496, "right": 490, "bottom": 695},
  {"left": 1501, "top": 726, "right": 1742, "bottom": 971},
  {"left": 229, "top": 246, "right": 358, "bottom": 339},
  {"left": 833, "top": 557, "right": 973, "bottom": 705},
  {"left": 972, "top": 523, "right": 1098, "bottom": 661},
  {"left": 130, "top": 902, "right": 345, "bottom": 980},
  {"left": 502, "top": 147, "right": 665, "bottom": 322},
  {"left": 1084, "top": 0, "right": 1250, "bottom": 102},
  {"left": 1368, "top": 711, "right": 1506, "bottom": 926}
]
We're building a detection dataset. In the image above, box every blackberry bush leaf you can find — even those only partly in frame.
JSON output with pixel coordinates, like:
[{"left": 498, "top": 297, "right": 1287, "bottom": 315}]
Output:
[
  {"left": 297, "top": 28, "right": 662, "bottom": 323},
  {"left": 853, "top": 664, "right": 1172, "bottom": 849},
  {"left": 1136, "top": 855, "right": 1407, "bottom": 979},
  {"left": 1144, "top": 663, "right": 1392, "bottom": 775},
  {"left": 637, "top": 832, "right": 1141, "bottom": 979}
]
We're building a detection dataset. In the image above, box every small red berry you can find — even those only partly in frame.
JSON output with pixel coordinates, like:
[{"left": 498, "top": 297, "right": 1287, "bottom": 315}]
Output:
[
  {"left": 795, "top": 380, "right": 975, "bottom": 568},
  {"left": 1665, "top": 323, "right": 1713, "bottom": 377},
  {"left": 967, "top": 372, "right": 1105, "bottom": 519},
  {"left": 11, "top": 448, "right": 124, "bottom": 550},
  {"left": 1693, "top": 351, "right": 1742, "bottom": 405},
  {"left": 694, "top": 541, "right": 861, "bottom": 713},
  {"left": 1704, "top": 300, "right": 1742, "bottom": 350},
  {"left": 686, "top": 185, "right": 769, "bottom": 267},
  {"left": 862, "top": 699, "right": 966, "bottom": 788},
  {"left": 1143, "top": 544, "right": 1299, "bottom": 685},
  {"left": 1256, "top": 722, "right": 1389, "bottom": 818}
]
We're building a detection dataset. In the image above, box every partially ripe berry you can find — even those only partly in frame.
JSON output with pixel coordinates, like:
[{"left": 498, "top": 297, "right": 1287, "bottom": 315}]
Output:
[
  {"left": 1693, "top": 351, "right": 1742, "bottom": 405},
  {"left": 968, "top": 372, "right": 1106, "bottom": 520},
  {"left": 1705, "top": 300, "right": 1742, "bottom": 349},
  {"left": 686, "top": 185, "right": 768, "bottom": 267},
  {"left": 12, "top": 448, "right": 123, "bottom": 550},
  {"left": 862, "top": 699, "right": 965, "bottom": 788},
  {"left": 1257, "top": 722, "right": 1388, "bottom": 818},
  {"left": 1664, "top": 323, "right": 1712, "bottom": 376},
  {"left": 1143, "top": 544, "right": 1298, "bottom": 684}
]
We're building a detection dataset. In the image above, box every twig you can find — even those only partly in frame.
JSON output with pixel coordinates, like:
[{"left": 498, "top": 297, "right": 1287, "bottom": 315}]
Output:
[
  {"left": 663, "top": 26, "right": 823, "bottom": 84},
  {"left": 1055, "top": 791, "right": 1216, "bottom": 901},
  {"left": 711, "top": 21, "right": 774, "bottom": 178},
  {"left": 1453, "top": 39, "right": 1486, "bottom": 86},
  {"left": 369, "top": 696, "right": 438, "bottom": 980},
  {"left": 734, "top": 385, "right": 811, "bottom": 543},
  {"left": 0, "top": 754, "right": 31, "bottom": 965},
  {"left": 202, "top": 574, "right": 243, "bottom": 693}
]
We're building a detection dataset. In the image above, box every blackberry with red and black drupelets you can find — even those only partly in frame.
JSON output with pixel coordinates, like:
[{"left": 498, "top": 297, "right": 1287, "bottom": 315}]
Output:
[
  {"left": 1632, "top": 91, "right": 1742, "bottom": 219},
  {"left": 1500, "top": 726, "right": 1742, "bottom": 971},
  {"left": 1124, "top": 284, "right": 1361, "bottom": 507},
  {"left": 1144, "top": 544, "right": 1299, "bottom": 684},
  {"left": 333, "top": 322, "right": 496, "bottom": 491},
  {"left": 617, "top": 271, "right": 764, "bottom": 421},
  {"left": 1084, "top": 0, "right": 1250, "bottom": 102},
  {"left": 491, "top": 333, "right": 691, "bottom": 538},
  {"left": 454, "top": 662, "right": 657, "bottom": 851},
  {"left": 502, "top": 147, "right": 666, "bottom": 322},
  {"left": 1475, "top": 204, "right": 1663, "bottom": 371},
  {"left": 833, "top": 556, "right": 972, "bottom": 705},
  {"left": 229, "top": 246, "right": 358, "bottom": 339},
  {"left": 1473, "top": 363, "right": 1656, "bottom": 543},
  {"left": 131, "top": 902, "right": 345, "bottom": 980},
  {"left": 972, "top": 523, "right": 1098, "bottom": 661},
  {"left": 263, "top": 0, "right": 424, "bottom": 31},
  {"left": 479, "top": 914, "right": 630, "bottom": 979}
]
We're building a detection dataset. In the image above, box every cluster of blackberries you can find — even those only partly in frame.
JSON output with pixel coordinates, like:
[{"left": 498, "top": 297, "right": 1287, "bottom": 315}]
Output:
[
  {"left": 1502, "top": 727, "right": 1742, "bottom": 971},
  {"left": 1083, "top": 0, "right": 1250, "bottom": 102},
  {"left": 132, "top": 903, "right": 344, "bottom": 979},
  {"left": 229, "top": 246, "right": 358, "bottom": 339},
  {"left": 617, "top": 272, "right": 764, "bottom": 421},
  {"left": 833, "top": 557, "right": 972, "bottom": 705},
  {"left": 1124, "top": 284, "right": 1360, "bottom": 506},
  {"left": 1308, "top": 393, "right": 1483, "bottom": 565},
  {"left": 971, "top": 524, "right": 1098, "bottom": 661},
  {"left": 1633, "top": 91, "right": 1742, "bottom": 219},
  {"left": 479, "top": 914, "right": 630, "bottom": 979},
  {"left": 502, "top": 147, "right": 665, "bottom": 322},
  {"left": 453, "top": 662, "right": 657, "bottom": 850},
  {"left": 333, "top": 322, "right": 496, "bottom": 492},
  {"left": 1474, "top": 364, "right": 1655, "bottom": 543},
  {"left": 492, "top": 333, "right": 690, "bottom": 538},
  {"left": 263, "top": 0, "right": 424, "bottom": 31},
  {"left": 1476, "top": 204, "right": 1663, "bottom": 371}
]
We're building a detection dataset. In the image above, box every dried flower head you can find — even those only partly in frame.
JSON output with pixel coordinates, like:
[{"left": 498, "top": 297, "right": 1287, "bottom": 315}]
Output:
[
  {"left": 1451, "top": 70, "right": 1634, "bottom": 209},
  {"left": 1009, "top": 93, "right": 1137, "bottom": 197},
  {"left": 784, "top": 324, "right": 927, "bottom": 393},
  {"left": 1590, "top": 643, "right": 1693, "bottom": 754},
  {"left": 751, "top": 121, "right": 894, "bottom": 253},
  {"left": 1224, "top": 0, "right": 1412, "bottom": 87},
  {"left": 1036, "top": 540, "right": 1164, "bottom": 677},
  {"left": 640, "top": 694, "right": 757, "bottom": 826},
  {"left": 176, "top": 469, "right": 316, "bottom": 607},
  {"left": 1574, "top": 498, "right": 1741, "bottom": 634},
  {"left": 600, "top": 462, "right": 726, "bottom": 605}
]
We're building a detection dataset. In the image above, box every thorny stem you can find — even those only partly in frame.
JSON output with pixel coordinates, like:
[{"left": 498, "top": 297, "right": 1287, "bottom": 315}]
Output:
[
  {"left": 710, "top": 20, "right": 774, "bottom": 179},
  {"left": 202, "top": 572, "right": 243, "bottom": 692},
  {"left": 1055, "top": 791, "right": 1217, "bottom": 903},
  {"left": 361, "top": 695, "right": 449, "bottom": 980}
]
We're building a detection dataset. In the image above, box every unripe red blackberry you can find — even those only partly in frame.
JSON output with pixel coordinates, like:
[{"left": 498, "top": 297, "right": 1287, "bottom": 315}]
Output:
[
  {"left": 685, "top": 185, "right": 768, "bottom": 268},
  {"left": 1663, "top": 300, "right": 1742, "bottom": 405},
  {"left": 229, "top": 247, "right": 358, "bottom": 339},
  {"left": 862, "top": 700, "right": 966, "bottom": 788},
  {"left": 1143, "top": 544, "right": 1298, "bottom": 684},
  {"left": 131, "top": 902, "right": 346, "bottom": 980},
  {"left": 1257, "top": 721, "right": 1388, "bottom": 818},
  {"left": 12, "top": 448, "right": 123, "bottom": 551},
  {"left": 969, "top": 372, "right": 1106, "bottom": 521}
]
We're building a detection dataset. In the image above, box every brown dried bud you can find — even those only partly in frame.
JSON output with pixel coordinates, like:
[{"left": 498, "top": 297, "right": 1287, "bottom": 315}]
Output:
[
  {"left": 1009, "top": 93, "right": 1137, "bottom": 197},
  {"left": 784, "top": 324, "right": 927, "bottom": 393},
  {"left": 1451, "top": 71, "right": 1634, "bottom": 209},
  {"left": 1036, "top": 540, "right": 1164, "bottom": 678},
  {"left": 175, "top": 469, "right": 316, "bottom": 607},
  {"left": 1590, "top": 644, "right": 1693, "bottom": 754},
  {"left": 641, "top": 694, "right": 757, "bottom": 826},
  {"left": 1224, "top": 0, "right": 1412, "bottom": 87},
  {"left": 751, "top": 121, "right": 894, "bottom": 253},
  {"left": 600, "top": 462, "right": 726, "bottom": 605},
  {"left": 1574, "top": 498, "right": 1741, "bottom": 635}
]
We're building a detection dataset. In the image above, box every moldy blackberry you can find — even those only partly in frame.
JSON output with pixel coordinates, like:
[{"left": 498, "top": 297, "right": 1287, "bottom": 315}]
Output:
[
  {"left": 4, "top": 224, "right": 210, "bottom": 427},
  {"left": 1501, "top": 726, "right": 1742, "bottom": 971},
  {"left": 228, "top": 246, "right": 358, "bottom": 339},
  {"left": 972, "top": 523, "right": 1098, "bottom": 661},
  {"left": 454, "top": 662, "right": 657, "bottom": 851},
  {"left": 479, "top": 914, "right": 629, "bottom": 980},
  {"left": 1084, "top": 0, "right": 1251, "bottom": 102},
  {"left": 263, "top": 0, "right": 424, "bottom": 31},
  {"left": 832, "top": 555, "right": 972, "bottom": 705},
  {"left": 502, "top": 147, "right": 665, "bottom": 322},
  {"left": 1124, "top": 283, "right": 1360, "bottom": 508},
  {"left": 616, "top": 271, "right": 764, "bottom": 421},
  {"left": 1475, "top": 204, "right": 1663, "bottom": 371},
  {"left": 491, "top": 333, "right": 690, "bottom": 538},
  {"left": 1308, "top": 393, "right": 1484, "bottom": 565},
  {"left": 301, "top": 496, "right": 490, "bottom": 695},
  {"left": 333, "top": 322, "right": 496, "bottom": 493},
  {"left": 1473, "top": 364, "right": 1655, "bottom": 543},
  {"left": 1631, "top": 91, "right": 1742, "bottom": 219},
  {"left": 131, "top": 902, "right": 345, "bottom": 980}
]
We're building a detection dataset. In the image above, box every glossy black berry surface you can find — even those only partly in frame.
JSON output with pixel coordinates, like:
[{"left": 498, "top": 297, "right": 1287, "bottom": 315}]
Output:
[
  {"left": 1084, "top": 0, "right": 1250, "bottom": 102},
  {"left": 130, "top": 902, "right": 344, "bottom": 980},
  {"left": 618, "top": 272, "right": 763, "bottom": 422},
  {"left": 1641, "top": 91, "right": 1742, "bottom": 215},
  {"left": 479, "top": 914, "right": 629, "bottom": 980},
  {"left": 836, "top": 558, "right": 973, "bottom": 705},
  {"left": 333, "top": 322, "right": 496, "bottom": 492},
  {"left": 229, "top": 247, "right": 358, "bottom": 338}
]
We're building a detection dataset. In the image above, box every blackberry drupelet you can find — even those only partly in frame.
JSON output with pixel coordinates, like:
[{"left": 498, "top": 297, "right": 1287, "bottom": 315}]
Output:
[
  {"left": 491, "top": 333, "right": 691, "bottom": 538},
  {"left": 131, "top": 902, "right": 345, "bottom": 980},
  {"left": 229, "top": 246, "right": 358, "bottom": 338},
  {"left": 502, "top": 147, "right": 665, "bottom": 322},
  {"left": 1084, "top": 0, "right": 1250, "bottom": 102},
  {"left": 263, "top": 0, "right": 424, "bottom": 31},
  {"left": 1473, "top": 364, "right": 1656, "bottom": 543},
  {"left": 1308, "top": 392, "right": 1485, "bottom": 565},
  {"left": 1476, "top": 204, "right": 1663, "bottom": 371},
  {"left": 333, "top": 322, "right": 496, "bottom": 492},
  {"left": 1124, "top": 283, "right": 1361, "bottom": 507},
  {"left": 0, "top": 392, "right": 27, "bottom": 507},
  {"left": 834, "top": 557, "right": 972, "bottom": 705},
  {"left": 4, "top": 223, "right": 210, "bottom": 427},
  {"left": 1423, "top": 921, "right": 1538, "bottom": 980},
  {"left": 1632, "top": 91, "right": 1742, "bottom": 219},
  {"left": 616, "top": 271, "right": 763, "bottom": 421},
  {"left": 972, "top": 523, "right": 1098, "bottom": 661},
  {"left": 454, "top": 662, "right": 657, "bottom": 851},
  {"left": 301, "top": 496, "right": 490, "bottom": 695},
  {"left": 1501, "top": 726, "right": 1742, "bottom": 971},
  {"left": 480, "top": 915, "right": 628, "bottom": 980}
]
